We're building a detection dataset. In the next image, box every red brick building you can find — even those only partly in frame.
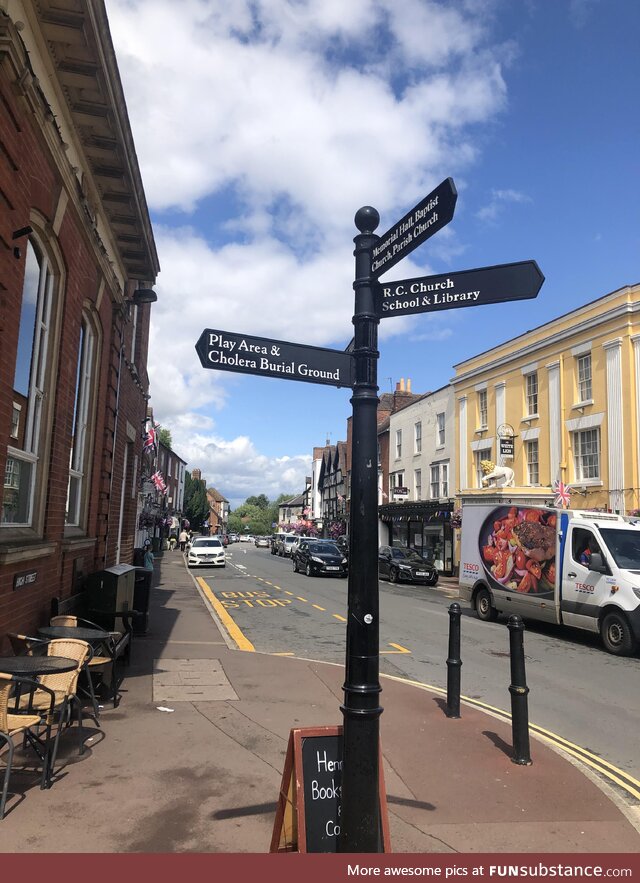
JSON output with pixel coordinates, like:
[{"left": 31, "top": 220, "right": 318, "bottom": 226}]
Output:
[{"left": 0, "top": 2, "right": 159, "bottom": 649}]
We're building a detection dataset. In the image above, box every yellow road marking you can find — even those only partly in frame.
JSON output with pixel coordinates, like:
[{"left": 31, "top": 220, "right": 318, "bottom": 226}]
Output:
[
  {"left": 333, "top": 614, "right": 347, "bottom": 622},
  {"left": 284, "top": 591, "right": 294, "bottom": 596},
  {"left": 197, "top": 577, "right": 255, "bottom": 652},
  {"left": 381, "top": 672, "right": 640, "bottom": 801},
  {"left": 273, "top": 652, "right": 295, "bottom": 656},
  {"left": 296, "top": 596, "right": 308, "bottom": 602},
  {"left": 381, "top": 643, "right": 411, "bottom": 655},
  {"left": 312, "top": 604, "right": 326, "bottom": 611},
  {"left": 264, "top": 581, "right": 273, "bottom": 586}
]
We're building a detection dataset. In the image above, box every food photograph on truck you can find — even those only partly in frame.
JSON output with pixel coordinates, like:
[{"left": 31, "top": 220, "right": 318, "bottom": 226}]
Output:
[{"left": 479, "top": 506, "right": 556, "bottom": 597}]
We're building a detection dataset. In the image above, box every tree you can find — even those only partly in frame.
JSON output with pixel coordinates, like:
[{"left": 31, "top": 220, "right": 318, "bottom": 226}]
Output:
[
  {"left": 246, "top": 494, "right": 269, "bottom": 510},
  {"left": 183, "top": 472, "right": 209, "bottom": 530},
  {"left": 158, "top": 427, "right": 172, "bottom": 449}
]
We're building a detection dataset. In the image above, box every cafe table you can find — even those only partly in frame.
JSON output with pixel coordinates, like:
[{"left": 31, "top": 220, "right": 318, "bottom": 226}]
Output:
[
  {"left": 37, "top": 625, "right": 111, "bottom": 643},
  {"left": 0, "top": 654, "right": 82, "bottom": 789},
  {"left": 0, "top": 655, "right": 78, "bottom": 677}
]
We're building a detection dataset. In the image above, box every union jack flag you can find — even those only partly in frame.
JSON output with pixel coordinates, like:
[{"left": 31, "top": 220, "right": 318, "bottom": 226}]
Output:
[
  {"left": 151, "top": 470, "right": 167, "bottom": 494},
  {"left": 143, "top": 421, "right": 159, "bottom": 453},
  {"left": 553, "top": 478, "right": 572, "bottom": 509}
]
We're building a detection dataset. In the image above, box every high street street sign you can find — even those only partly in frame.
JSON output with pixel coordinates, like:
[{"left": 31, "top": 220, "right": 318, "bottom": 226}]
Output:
[
  {"left": 370, "top": 177, "right": 457, "bottom": 278},
  {"left": 194, "top": 328, "right": 355, "bottom": 388},
  {"left": 375, "top": 260, "right": 545, "bottom": 319}
]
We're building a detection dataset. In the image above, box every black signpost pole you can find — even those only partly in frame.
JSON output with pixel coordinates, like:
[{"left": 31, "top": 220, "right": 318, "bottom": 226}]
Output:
[{"left": 339, "top": 206, "right": 383, "bottom": 854}]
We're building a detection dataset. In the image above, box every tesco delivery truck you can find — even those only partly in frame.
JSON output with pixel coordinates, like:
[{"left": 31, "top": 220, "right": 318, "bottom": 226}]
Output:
[{"left": 459, "top": 503, "right": 640, "bottom": 655}]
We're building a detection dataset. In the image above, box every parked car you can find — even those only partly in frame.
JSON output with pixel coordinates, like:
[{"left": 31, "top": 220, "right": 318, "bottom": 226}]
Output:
[
  {"left": 293, "top": 540, "right": 348, "bottom": 577},
  {"left": 378, "top": 546, "right": 438, "bottom": 586},
  {"left": 187, "top": 536, "right": 226, "bottom": 568},
  {"left": 276, "top": 534, "right": 299, "bottom": 557},
  {"left": 255, "top": 536, "right": 269, "bottom": 548}
]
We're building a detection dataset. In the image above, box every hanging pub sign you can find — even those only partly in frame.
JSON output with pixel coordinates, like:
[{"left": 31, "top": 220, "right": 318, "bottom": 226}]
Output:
[
  {"left": 195, "top": 329, "right": 354, "bottom": 388},
  {"left": 499, "top": 436, "right": 515, "bottom": 459},
  {"left": 498, "top": 423, "right": 516, "bottom": 459}
]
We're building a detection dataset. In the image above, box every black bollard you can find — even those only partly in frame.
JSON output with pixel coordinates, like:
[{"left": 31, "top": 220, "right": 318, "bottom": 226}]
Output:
[
  {"left": 507, "top": 615, "right": 532, "bottom": 765},
  {"left": 446, "top": 602, "right": 462, "bottom": 718}
]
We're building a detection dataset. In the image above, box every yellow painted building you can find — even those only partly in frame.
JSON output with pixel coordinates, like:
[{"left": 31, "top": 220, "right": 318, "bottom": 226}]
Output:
[{"left": 453, "top": 283, "right": 640, "bottom": 514}]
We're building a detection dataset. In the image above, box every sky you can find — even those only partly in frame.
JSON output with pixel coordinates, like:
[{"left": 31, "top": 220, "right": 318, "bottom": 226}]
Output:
[{"left": 106, "top": 0, "right": 639, "bottom": 509}]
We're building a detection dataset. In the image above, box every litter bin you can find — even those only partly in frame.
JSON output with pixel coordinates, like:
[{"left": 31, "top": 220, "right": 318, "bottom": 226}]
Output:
[
  {"left": 152, "top": 537, "right": 161, "bottom": 554},
  {"left": 86, "top": 564, "right": 136, "bottom": 632},
  {"left": 133, "top": 567, "right": 152, "bottom": 635}
]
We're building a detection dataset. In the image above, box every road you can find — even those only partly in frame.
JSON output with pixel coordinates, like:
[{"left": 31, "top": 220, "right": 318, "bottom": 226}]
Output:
[{"left": 191, "top": 542, "right": 640, "bottom": 800}]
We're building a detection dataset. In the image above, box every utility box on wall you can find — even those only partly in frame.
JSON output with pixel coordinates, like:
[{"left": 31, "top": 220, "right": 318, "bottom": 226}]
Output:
[{"left": 86, "top": 564, "right": 136, "bottom": 630}]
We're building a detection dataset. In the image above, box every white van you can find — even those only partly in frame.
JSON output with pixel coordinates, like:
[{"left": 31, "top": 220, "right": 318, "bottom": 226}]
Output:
[{"left": 459, "top": 503, "right": 640, "bottom": 655}]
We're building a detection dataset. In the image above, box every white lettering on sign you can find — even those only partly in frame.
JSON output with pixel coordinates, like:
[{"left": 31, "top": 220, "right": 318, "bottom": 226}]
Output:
[
  {"left": 316, "top": 749, "right": 344, "bottom": 773},
  {"left": 380, "top": 289, "right": 480, "bottom": 313}
]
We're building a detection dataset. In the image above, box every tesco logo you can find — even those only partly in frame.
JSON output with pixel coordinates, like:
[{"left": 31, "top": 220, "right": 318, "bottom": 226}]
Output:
[{"left": 464, "top": 563, "right": 480, "bottom": 572}]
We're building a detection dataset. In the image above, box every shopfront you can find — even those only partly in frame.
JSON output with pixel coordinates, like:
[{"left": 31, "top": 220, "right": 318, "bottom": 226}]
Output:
[{"left": 379, "top": 501, "right": 455, "bottom": 576}]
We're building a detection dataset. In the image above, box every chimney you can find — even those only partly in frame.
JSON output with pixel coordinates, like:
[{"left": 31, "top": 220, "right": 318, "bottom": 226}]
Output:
[{"left": 406, "top": 378, "right": 412, "bottom": 393}]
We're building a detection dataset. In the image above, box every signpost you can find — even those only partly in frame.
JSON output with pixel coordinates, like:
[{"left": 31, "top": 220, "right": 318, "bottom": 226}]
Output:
[
  {"left": 370, "top": 177, "right": 457, "bottom": 278},
  {"left": 375, "top": 260, "right": 545, "bottom": 319},
  {"left": 194, "top": 329, "right": 354, "bottom": 388},
  {"left": 194, "top": 173, "right": 543, "bottom": 854}
]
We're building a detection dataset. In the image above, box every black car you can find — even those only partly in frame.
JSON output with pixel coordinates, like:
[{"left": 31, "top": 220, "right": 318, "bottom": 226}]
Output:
[
  {"left": 378, "top": 546, "right": 438, "bottom": 586},
  {"left": 293, "top": 540, "right": 348, "bottom": 578}
]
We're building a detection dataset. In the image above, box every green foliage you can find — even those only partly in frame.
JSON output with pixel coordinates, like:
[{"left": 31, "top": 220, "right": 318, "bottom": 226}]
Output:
[
  {"left": 183, "top": 472, "right": 210, "bottom": 530},
  {"left": 227, "top": 492, "right": 296, "bottom": 536},
  {"left": 158, "top": 427, "right": 172, "bottom": 449},
  {"left": 246, "top": 494, "right": 269, "bottom": 510}
]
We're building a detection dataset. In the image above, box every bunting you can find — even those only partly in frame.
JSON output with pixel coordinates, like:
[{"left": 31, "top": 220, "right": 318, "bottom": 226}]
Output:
[{"left": 143, "top": 420, "right": 160, "bottom": 453}]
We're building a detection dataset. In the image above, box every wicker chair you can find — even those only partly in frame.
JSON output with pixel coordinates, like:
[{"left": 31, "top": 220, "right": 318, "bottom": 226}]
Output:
[
  {"left": 49, "top": 617, "right": 116, "bottom": 719},
  {"left": 1, "top": 672, "right": 55, "bottom": 819},
  {"left": 16, "top": 638, "right": 92, "bottom": 781},
  {"left": 7, "top": 633, "right": 49, "bottom": 656}
]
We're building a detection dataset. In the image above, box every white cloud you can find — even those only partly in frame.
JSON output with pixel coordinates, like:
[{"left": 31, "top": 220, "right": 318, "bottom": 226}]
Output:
[
  {"left": 476, "top": 188, "right": 532, "bottom": 223},
  {"left": 105, "top": 0, "right": 514, "bottom": 503}
]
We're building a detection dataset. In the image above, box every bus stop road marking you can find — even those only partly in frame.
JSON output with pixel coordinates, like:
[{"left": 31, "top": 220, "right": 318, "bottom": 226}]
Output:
[
  {"left": 381, "top": 643, "right": 411, "bottom": 655},
  {"left": 197, "top": 577, "right": 255, "bottom": 652}
]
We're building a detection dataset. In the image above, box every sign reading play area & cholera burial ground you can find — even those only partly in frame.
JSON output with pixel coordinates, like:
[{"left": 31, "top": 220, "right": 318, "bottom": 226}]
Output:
[{"left": 195, "top": 329, "right": 354, "bottom": 388}]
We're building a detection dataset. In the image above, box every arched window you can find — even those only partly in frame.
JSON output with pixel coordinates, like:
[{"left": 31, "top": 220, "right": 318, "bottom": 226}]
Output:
[
  {"left": 66, "top": 315, "right": 97, "bottom": 527},
  {"left": 2, "top": 238, "right": 55, "bottom": 526}
]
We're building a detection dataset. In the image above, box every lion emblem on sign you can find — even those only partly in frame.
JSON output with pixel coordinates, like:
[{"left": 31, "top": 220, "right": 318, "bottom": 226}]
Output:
[{"left": 480, "top": 460, "right": 515, "bottom": 488}]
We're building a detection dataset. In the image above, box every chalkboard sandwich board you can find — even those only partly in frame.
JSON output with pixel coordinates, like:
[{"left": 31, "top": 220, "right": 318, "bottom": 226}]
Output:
[{"left": 270, "top": 725, "right": 390, "bottom": 853}]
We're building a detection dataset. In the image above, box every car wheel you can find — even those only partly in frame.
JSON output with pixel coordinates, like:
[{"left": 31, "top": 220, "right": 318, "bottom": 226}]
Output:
[
  {"left": 428, "top": 575, "right": 438, "bottom": 586},
  {"left": 475, "top": 587, "right": 498, "bottom": 622},
  {"left": 306, "top": 563, "right": 313, "bottom": 577},
  {"left": 600, "top": 611, "right": 637, "bottom": 656},
  {"left": 389, "top": 567, "right": 398, "bottom": 584},
  {"left": 292, "top": 558, "right": 298, "bottom": 573}
]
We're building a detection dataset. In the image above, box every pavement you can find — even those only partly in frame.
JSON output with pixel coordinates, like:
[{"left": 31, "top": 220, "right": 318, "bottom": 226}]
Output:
[{"left": 1, "top": 551, "right": 639, "bottom": 854}]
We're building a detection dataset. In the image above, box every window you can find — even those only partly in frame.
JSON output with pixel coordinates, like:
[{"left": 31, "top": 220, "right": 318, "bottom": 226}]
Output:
[
  {"left": 430, "top": 466, "right": 439, "bottom": 499},
  {"left": 10, "top": 404, "right": 21, "bottom": 440},
  {"left": 436, "top": 412, "right": 445, "bottom": 447},
  {"left": 576, "top": 354, "right": 592, "bottom": 403},
  {"left": 395, "top": 429, "right": 402, "bottom": 459},
  {"left": 474, "top": 448, "right": 492, "bottom": 488},
  {"left": 390, "top": 472, "right": 405, "bottom": 495},
  {"left": 2, "top": 237, "right": 55, "bottom": 526},
  {"left": 414, "top": 469, "right": 422, "bottom": 501},
  {"left": 429, "top": 463, "right": 449, "bottom": 499},
  {"left": 573, "top": 428, "right": 600, "bottom": 480},
  {"left": 477, "top": 390, "right": 488, "bottom": 428},
  {"left": 66, "top": 318, "right": 96, "bottom": 527},
  {"left": 525, "top": 372, "right": 538, "bottom": 416},
  {"left": 526, "top": 440, "right": 539, "bottom": 485},
  {"left": 414, "top": 421, "right": 422, "bottom": 454}
]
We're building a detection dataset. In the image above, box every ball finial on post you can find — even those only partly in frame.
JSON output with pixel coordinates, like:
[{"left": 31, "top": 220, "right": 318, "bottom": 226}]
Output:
[{"left": 354, "top": 206, "right": 380, "bottom": 234}]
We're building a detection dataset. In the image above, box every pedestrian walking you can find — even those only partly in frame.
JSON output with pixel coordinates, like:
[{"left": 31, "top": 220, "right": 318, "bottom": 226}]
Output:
[{"left": 179, "top": 529, "right": 188, "bottom": 552}]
